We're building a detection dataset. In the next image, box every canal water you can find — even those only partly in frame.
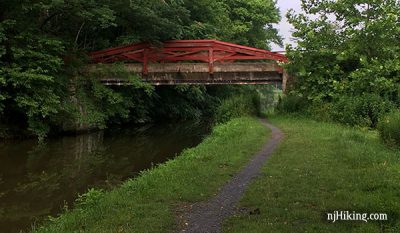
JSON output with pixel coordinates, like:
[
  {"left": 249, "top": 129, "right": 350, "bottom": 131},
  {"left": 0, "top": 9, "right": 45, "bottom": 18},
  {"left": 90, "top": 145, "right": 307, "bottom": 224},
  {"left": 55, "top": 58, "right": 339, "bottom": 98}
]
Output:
[{"left": 0, "top": 120, "right": 212, "bottom": 233}]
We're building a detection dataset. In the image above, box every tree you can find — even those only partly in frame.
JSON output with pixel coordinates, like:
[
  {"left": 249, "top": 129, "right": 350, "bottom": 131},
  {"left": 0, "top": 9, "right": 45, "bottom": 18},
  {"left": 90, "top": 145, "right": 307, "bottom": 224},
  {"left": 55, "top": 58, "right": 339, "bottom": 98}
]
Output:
[
  {"left": 0, "top": 0, "right": 282, "bottom": 139},
  {"left": 286, "top": 0, "right": 400, "bottom": 102},
  {"left": 182, "top": 0, "right": 231, "bottom": 40},
  {"left": 222, "top": 0, "right": 282, "bottom": 49}
]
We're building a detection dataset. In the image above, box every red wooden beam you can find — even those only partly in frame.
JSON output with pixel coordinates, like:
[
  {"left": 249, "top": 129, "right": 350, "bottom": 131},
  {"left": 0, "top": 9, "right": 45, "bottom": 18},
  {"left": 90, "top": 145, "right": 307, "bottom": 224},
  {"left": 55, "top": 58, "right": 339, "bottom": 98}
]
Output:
[{"left": 89, "top": 40, "right": 289, "bottom": 72}]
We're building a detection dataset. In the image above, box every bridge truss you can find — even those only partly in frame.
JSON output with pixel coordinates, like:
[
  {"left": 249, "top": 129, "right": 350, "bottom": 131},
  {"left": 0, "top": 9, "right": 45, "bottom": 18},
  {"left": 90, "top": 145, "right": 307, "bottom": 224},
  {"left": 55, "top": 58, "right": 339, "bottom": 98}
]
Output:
[
  {"left": 90, "top": 40, "right": 288, "bottom": 75},
  {"left": 89, "top": 40, "right": 289, "bottom": 88}
]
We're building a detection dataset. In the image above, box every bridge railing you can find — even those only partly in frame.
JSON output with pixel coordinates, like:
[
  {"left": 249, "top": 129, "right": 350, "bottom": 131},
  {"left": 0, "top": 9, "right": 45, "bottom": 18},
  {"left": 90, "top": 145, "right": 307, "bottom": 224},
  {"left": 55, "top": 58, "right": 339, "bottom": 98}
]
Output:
[{"left": 89, "top": 40, "right": 289, "bottom": 89}]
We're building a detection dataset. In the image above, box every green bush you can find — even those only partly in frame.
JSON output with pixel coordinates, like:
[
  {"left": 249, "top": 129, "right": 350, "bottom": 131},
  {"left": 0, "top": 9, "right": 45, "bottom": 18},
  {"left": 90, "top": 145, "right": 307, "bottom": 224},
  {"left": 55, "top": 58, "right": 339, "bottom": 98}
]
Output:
[
  {"left": 75, "top": 188, "right": 105, "bottom": 209},
  {"left": 378, "top": 111, "right": 400, "bottom": 147},
  {"left": 215, "top": 94, "right": 260, "bottom": 123},
  {"left": 277, "top": 95, "right": 308, "bottom": 114},
  {"left": 306, "top": 101, "right": 333, "bottom": 122},
  {"left": 330, "top": 94, "right": 394, "bottom": 128}
]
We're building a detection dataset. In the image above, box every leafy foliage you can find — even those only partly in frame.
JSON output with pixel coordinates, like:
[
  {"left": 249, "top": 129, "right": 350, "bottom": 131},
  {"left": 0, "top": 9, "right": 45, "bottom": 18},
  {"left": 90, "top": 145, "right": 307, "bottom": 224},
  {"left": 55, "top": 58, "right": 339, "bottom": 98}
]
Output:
[
  {"left": 284, "top": 0, "right": 400, "bottom": 128},
  {"left": 330, "top": 94, "right": 394, "bottom": 128},
  {"left": 222, "top": 0, "right": 282, "bottom": 49},
  {"left": 215, "top": 94, "right": 260, "bottom": 124},
  {"left": 70, "top": 64, "right": 155, "bottom": 129},
  {"left": 0, "top": 29, "right": 65, "bottom": 139},
  {"left": 151, "top": 85, "right": 219, "bottom": 121},
  {"left": 277, "top": 95, "right": 308, "bottom": 114},
  {"left": 286, "top": 0, "right": 400, "bottom": 102}
]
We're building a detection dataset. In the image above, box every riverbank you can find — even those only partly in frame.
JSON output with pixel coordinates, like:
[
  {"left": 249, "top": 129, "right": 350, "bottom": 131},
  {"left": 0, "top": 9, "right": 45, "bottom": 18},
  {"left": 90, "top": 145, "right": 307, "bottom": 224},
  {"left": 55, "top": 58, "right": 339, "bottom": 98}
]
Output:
[
  {"left": 0, "top": 120, "right": 212, "bottom": 233},
  {"left": 33, "top": 117, "right": 269, "bottom": 233},
  {"left": 223, "top": 115, "right": 400, "bottom": 232}
]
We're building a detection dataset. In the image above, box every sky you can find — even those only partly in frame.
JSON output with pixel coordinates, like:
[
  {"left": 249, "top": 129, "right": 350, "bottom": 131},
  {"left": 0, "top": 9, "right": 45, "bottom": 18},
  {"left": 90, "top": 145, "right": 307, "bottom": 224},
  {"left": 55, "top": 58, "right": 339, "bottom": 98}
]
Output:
[{"left": 271, "top": 0, "right": 302, "bottom": 51}]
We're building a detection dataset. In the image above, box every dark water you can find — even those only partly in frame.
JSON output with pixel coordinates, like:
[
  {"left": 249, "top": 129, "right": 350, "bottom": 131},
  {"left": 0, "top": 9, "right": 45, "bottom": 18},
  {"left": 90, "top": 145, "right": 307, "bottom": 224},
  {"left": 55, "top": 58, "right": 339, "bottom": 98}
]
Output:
[{"left": 0, "top": 121, "right": 211, "bottom": 233}]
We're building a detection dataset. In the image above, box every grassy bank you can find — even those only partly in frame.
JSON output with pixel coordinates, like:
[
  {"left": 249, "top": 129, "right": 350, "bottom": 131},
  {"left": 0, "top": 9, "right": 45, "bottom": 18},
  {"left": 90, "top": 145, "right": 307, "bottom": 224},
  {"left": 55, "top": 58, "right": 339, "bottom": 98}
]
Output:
[
  {"left": 223, "top": 115, "right": 400, "bottom": 233},
  {"left": 33, "top": 117, "right": 269, "bottom": 233}
]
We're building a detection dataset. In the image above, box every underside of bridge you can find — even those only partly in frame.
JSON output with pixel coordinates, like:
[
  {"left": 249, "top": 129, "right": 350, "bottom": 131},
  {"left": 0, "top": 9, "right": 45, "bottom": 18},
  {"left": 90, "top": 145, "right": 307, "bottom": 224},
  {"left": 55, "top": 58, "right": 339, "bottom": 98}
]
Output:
[{"left": 89, "top": 40, "right": 289, "bottom": 89}]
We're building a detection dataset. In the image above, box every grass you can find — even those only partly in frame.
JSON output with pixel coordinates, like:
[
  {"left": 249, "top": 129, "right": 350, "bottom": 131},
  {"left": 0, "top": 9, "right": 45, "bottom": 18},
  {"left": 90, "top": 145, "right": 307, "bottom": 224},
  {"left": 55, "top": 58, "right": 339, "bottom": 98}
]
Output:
[
  {"left": 33, "top": 117, "right": 269, "bottom": 233},
  {"left": 223, "top": 115, "right": 400, "bottom": 233}
]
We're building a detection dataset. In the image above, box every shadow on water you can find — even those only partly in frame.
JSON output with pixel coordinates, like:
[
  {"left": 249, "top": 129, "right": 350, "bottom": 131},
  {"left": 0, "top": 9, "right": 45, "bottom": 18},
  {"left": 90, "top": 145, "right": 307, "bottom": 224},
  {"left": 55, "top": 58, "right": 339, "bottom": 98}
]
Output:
[{"left": 0, "top": 120, "right": 212, "bottom": 233}]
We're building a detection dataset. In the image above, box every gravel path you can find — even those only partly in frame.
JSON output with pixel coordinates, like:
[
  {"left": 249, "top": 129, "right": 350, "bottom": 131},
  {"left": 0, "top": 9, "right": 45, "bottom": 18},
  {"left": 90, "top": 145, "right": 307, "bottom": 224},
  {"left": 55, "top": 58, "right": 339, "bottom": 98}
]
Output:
[{"left": 179, "top": 119, "right": 283, "bottom": 233}]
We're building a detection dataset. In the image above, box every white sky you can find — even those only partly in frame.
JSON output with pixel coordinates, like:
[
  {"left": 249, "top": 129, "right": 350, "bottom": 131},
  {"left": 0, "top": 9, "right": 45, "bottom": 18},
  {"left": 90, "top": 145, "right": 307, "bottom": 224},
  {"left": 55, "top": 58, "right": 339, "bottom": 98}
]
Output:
[{"left": 271, "top": 0, "right": 302, "bottom": 51}]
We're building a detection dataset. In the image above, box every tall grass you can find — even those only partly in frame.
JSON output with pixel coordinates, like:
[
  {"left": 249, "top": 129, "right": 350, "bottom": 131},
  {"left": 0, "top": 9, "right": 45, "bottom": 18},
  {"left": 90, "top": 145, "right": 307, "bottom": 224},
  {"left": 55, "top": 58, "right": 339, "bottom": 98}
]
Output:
[{"left": 378, "top": 111, "right": 400, "bottom": 147}]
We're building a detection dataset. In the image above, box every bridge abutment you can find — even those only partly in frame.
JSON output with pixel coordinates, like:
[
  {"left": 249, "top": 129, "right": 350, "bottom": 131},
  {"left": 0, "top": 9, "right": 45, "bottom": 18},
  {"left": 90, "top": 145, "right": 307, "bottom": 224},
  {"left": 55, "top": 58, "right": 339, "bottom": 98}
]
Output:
[{"left": 63, "top": 77, "right": 96, "bottom": 133}]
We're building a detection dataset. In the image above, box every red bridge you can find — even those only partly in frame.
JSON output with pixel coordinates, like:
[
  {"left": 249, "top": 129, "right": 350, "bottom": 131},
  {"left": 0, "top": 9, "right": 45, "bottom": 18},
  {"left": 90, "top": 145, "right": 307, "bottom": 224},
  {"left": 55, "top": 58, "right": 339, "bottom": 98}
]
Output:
[{"left": 90, "top": 40, "right": 289, "bottom": 90}]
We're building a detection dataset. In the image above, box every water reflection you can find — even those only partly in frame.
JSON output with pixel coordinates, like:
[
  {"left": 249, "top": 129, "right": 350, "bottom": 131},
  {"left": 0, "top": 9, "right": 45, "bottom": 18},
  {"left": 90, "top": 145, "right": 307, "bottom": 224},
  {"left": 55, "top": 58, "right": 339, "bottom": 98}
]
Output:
[{"left": 0, "top": 120, "right": 211, "bottom": 233}]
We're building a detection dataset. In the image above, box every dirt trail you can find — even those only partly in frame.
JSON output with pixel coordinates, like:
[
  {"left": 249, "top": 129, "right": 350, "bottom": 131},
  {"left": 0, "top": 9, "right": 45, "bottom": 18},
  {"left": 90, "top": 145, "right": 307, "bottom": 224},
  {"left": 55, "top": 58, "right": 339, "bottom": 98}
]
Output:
[{"left": 179, "top": 119, "right": 283, "bottom": 233}]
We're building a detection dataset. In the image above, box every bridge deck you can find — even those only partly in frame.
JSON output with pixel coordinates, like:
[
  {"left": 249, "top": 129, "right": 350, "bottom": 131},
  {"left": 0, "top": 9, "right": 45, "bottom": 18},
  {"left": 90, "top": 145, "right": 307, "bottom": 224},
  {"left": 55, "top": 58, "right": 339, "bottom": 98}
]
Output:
[{"left": 91, "top": 62, "right": 286, "bottom": 86}]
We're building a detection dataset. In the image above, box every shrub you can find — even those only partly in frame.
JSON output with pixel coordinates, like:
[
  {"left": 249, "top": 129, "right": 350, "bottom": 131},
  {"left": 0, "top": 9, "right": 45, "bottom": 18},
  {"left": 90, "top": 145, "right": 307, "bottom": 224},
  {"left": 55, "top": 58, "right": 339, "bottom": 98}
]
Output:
[
  {"left": 330, "top": 94, "right": 394, "bottom": 128},
  {"left": 306, "top": 101, "right": 333, "bottom": 122},
  {"left": 75, "top": 188, "right": 105, "bottom": 209},
  {"left": 277, "top": 95, "right": 308, "bottom": 114},
  {"left": 378, "top": 111, "right": 400, "bottom": 147},
  {"left": 215, "top": 94, "right": 260, "bottom": 123}
]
